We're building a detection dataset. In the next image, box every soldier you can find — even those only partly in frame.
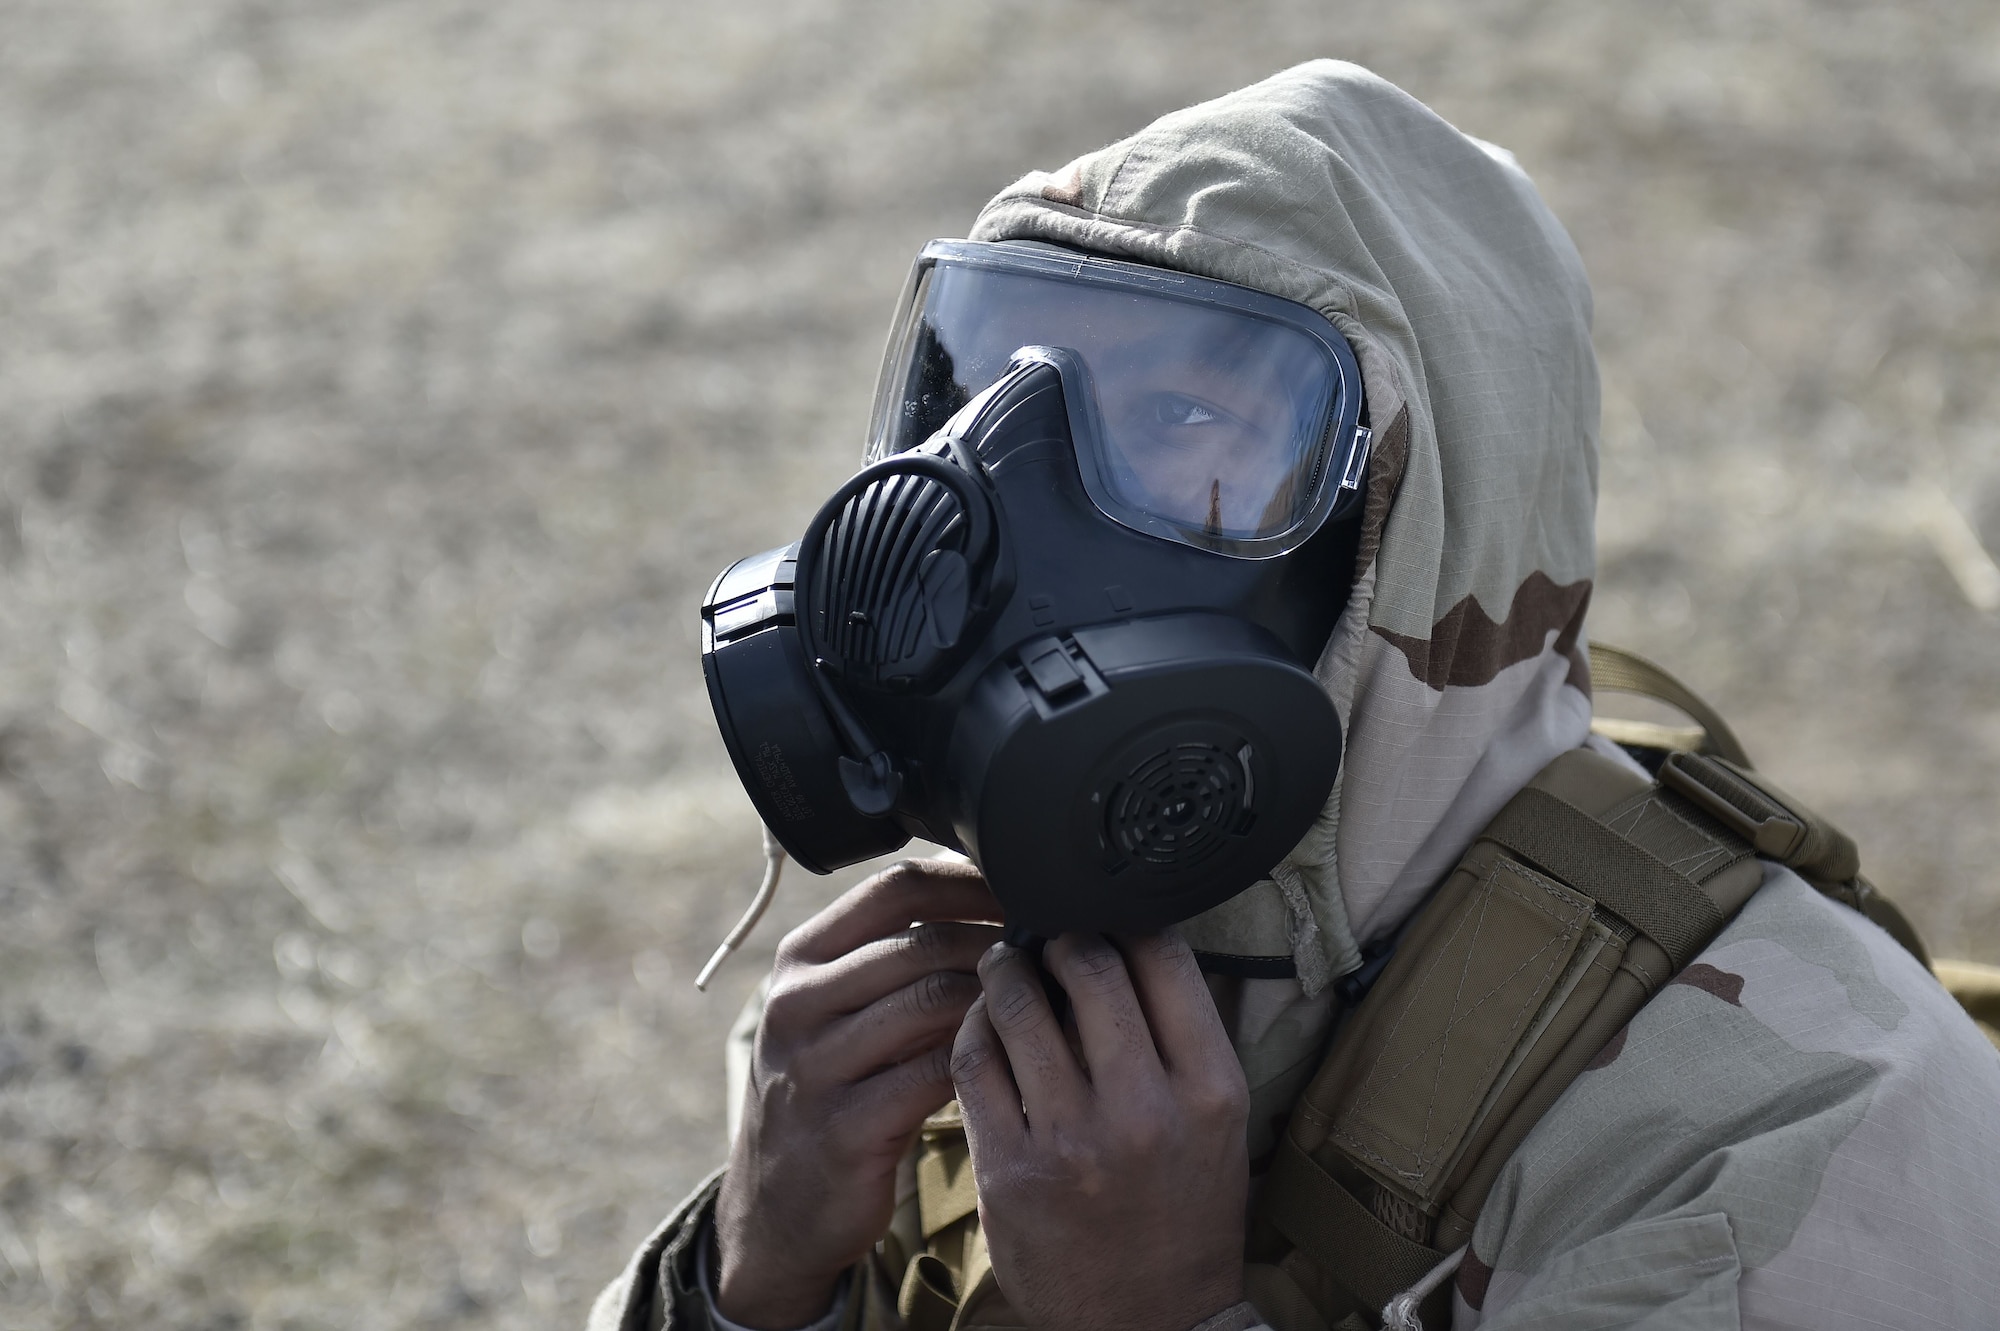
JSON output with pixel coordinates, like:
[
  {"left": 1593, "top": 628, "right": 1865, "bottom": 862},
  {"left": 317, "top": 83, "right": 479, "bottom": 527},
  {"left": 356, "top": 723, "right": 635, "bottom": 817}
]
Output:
[{"left": 593, "top": 61, "right": 2000, "bottom": 1331}]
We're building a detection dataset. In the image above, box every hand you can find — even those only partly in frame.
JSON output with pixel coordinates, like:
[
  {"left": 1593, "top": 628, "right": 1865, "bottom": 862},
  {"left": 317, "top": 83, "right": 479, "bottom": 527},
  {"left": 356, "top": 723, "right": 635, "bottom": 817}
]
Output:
[
  {"left": 951, "top": 932, "right": 1250, "bottom": 1331},
  {"left": 711, "top": 860, "right": 1004, "bottom": 1329}
]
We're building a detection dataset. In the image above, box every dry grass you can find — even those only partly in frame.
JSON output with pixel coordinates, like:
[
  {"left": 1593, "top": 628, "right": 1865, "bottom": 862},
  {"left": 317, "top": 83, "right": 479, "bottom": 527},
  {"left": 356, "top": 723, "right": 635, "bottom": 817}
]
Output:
[{"left": 1, "top": 1, "right": 1996, "bottom": 1326}]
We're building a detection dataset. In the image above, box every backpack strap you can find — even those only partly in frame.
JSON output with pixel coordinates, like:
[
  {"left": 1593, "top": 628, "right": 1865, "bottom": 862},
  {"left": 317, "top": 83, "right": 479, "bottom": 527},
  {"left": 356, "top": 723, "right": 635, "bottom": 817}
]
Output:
[{"left": 1587, "top": 642, "right": 1751, "bottom": 766}]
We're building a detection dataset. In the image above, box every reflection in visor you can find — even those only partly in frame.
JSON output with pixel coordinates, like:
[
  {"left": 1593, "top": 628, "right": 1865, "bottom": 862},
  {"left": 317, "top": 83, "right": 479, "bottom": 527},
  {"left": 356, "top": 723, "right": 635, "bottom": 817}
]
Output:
[{"left": 881, "top": 265, "right": 1337, "bottom": 543}]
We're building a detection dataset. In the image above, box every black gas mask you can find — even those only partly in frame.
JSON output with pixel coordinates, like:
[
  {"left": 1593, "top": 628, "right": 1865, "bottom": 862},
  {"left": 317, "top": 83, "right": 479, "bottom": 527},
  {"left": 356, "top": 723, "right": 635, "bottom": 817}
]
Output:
[{"left": 700, "top": 240, "right": 1371, "bottom": 938}]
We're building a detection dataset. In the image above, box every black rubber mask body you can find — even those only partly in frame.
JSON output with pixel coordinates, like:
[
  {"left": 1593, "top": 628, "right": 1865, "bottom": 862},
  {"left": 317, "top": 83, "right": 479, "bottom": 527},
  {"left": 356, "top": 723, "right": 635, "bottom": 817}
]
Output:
[{"left": 701, "top": 358, "right": 1359, "bottom": 937}]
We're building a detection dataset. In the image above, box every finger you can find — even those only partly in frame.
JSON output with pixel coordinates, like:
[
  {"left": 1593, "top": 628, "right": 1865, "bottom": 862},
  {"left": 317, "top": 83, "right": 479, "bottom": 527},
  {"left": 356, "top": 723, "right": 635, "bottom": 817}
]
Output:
[
  {"left": 976, "top": 943, "right": 1085, "bottom": 1122},
  {"left": 1042, "top": 933, "right": 1163, "bottom": 1092},
  {"left": 1117, "top": 931, "right": 1237, "bottom": 1081},
  {"left": 804, "top": 920, "right": 1005, "bottom": 1016},
  {"left": 811, "top": 968, "right": 985, "bottom": 1083},
  {"left": 836, "top": 1040, "right": 962, "bottom": 1150},
  {"left": 781, "top": 860, "right": 1001, "bottom": 964},
  {"left": 949, "top": 996, "right": 1027, "bottom": 1158}
]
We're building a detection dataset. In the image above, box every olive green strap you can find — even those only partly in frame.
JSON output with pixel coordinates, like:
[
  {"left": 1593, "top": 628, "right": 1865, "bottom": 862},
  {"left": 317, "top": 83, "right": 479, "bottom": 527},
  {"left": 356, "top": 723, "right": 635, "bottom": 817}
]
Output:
[
  {"left": 1262, "top": 1134, "right": 1443, "bottom": 1319},
  {"left": 1658, "top": 751, "right": 1934, "bottom": 969},
  {"left": 1936, "top": 959, "right": 2000, "bottom": 1050},
  {"left": 1482, "top": 786, "right": 1726, "bottom": 970},
  {"left": 1588, "top": 643, "right": 1752, "bottom": 768}
]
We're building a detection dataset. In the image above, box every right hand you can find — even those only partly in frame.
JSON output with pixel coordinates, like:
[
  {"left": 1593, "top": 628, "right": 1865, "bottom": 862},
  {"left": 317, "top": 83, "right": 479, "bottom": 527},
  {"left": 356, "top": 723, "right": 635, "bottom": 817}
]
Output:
[
  {"left": 711, "top": 859, "right": 1005, "bottom": 1328},
  {"left": 949, "top": 933, "right": 1250, "bottom": 1331}
]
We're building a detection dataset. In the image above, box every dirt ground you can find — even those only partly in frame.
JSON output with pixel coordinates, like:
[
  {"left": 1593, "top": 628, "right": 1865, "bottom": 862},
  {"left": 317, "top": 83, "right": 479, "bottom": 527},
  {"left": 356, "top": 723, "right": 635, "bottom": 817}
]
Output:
[{"left": 1, "top": 1, "right": 1996, "bottom": 1326}]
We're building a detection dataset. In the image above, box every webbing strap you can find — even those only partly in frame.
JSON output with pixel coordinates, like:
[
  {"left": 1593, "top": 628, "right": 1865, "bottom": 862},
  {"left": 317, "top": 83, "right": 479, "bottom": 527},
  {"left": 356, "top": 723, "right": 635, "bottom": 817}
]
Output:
[
  {"left": 1263, "top": 1134, "right": 1442, "bottom": 1318},
  {"left": 1588, "top": 643, "right": 1752, "bottom": 768},
  {"left": 1483, "top": 786, "right": 1726, "bottom": 970}
]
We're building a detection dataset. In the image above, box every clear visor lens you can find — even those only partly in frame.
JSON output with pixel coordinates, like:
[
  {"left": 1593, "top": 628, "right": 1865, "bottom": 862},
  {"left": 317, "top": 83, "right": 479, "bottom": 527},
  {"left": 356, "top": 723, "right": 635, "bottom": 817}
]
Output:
[{"left": 873, "top": 263, "right": 1338, "bottom": 543}]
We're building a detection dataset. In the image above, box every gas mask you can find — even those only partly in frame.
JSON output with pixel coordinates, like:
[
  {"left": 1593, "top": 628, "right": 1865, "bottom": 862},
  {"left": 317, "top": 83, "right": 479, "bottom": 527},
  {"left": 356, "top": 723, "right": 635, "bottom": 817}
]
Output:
[{"left": 700, "top": 240, "right": 1371, "bottom": 938}]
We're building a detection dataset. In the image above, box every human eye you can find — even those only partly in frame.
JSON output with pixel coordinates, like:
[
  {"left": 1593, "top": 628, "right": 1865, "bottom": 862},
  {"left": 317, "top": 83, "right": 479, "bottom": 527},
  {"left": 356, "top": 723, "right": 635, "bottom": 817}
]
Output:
[{"left": 1148, "top": 392, "right": 1233, "bottom": 434}]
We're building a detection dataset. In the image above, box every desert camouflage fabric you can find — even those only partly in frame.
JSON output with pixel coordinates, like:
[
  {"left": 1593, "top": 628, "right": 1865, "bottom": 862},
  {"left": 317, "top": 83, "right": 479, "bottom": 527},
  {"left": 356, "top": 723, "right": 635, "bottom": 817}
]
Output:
[
  {"left": 588, "top": 61, "right": 2000, "bottom": 1331},
  {"left": 1456, "top": 862, "right": 2000, "bottom": 1329},
  {"left": 969, "top": 58, "right": 1600, "bottom": 990}
]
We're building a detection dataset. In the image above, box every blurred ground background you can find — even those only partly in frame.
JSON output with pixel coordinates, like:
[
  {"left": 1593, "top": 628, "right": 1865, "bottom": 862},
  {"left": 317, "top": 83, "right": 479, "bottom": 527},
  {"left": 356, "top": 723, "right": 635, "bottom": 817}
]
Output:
[{"left": 1, "top": 0, "right": 1997, "bottom": 1326}]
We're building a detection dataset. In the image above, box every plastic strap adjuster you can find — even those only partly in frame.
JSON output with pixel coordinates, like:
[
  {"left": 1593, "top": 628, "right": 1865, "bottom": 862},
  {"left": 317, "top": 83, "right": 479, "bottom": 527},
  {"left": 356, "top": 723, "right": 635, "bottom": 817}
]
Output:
[{"left": 1657, "top": 752, "right": 1806, "bottom": 859}]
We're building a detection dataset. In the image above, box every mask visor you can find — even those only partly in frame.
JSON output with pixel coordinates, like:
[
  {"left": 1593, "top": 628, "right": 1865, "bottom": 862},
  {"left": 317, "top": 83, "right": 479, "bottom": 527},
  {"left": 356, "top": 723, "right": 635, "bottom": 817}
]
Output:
[{"left": 868, "top": 240, "right": 1367, "bottom": 557}]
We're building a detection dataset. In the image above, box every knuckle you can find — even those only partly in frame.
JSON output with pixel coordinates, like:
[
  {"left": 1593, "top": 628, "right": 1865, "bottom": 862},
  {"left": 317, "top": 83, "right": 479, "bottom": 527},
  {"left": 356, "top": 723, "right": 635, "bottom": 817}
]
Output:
[
  {"left": 821, "top": 1077, "right": 868, "bottom": 1128},
  {"left": 1148, "top": 931, "right": 1201, "bottom": 976},
  {"left": 950, "top": 1038, "right": 991, "bottom": 1083},
  {"left": 987, "top": 977, "right": 1045, "bottom": 1030},
  {"left": 905, "top": 920, "right": 953, "bottom": 960},
  {"left": 753, "top": 1066, "right": 813, "bottom": 1120},
  {"left": 903, "top": 1044, "right": 954, "bottom": 1089},
  {"left": 772, "top": 923, "right": 813, "bottom": 968},
  {"left": 1047, "top": 1128, "right": 1087, "bottom": 1166},
  {"left": 1067, "top": 940, "right": 1128, "bottom": 990},
  {"left": 760, "top": 976, "right": 810, "bottom": 1030},
  {"left": 1189, "top": 1074, "right": 1249, "bottom": 1124},
  {"left": 1053, "top": 1134, "right": 1111, "bottom": 1185},
  {"left": 911, "top": 968, "right": 956, "bottom": 1016},
  {"left": 872, "top": 858, "right": 925, "bottom": 899}
]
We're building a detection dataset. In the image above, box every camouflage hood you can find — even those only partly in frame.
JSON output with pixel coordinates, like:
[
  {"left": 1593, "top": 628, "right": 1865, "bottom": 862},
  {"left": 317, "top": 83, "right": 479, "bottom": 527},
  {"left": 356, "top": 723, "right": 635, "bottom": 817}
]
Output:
[{"left": 970, "top": 60, "right": 1600, "bottom": 991}]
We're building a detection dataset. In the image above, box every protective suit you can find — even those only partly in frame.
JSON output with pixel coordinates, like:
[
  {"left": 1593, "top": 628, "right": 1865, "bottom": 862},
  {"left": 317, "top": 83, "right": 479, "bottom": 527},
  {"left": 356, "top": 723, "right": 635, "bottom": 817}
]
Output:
[{"left": 591, "top": 61, "right": 2000, "bottom": 1330}]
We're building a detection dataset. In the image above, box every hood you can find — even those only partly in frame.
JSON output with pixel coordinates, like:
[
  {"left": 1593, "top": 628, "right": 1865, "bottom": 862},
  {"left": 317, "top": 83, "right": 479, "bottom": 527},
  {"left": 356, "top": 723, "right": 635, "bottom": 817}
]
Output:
[{"left": 968, "top": 61, "right": 1600, "bottom": 993}]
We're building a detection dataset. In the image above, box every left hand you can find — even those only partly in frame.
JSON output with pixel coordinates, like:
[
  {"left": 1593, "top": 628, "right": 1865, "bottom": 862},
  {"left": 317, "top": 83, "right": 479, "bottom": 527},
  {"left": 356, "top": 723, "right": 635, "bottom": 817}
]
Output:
[{"left": 950, "top": 931, "right": 1250, "bottom": 1331}]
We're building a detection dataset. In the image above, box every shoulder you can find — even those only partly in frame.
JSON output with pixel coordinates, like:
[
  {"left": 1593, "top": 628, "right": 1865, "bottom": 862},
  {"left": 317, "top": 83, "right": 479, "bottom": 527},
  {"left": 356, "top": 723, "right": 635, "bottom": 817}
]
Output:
[{"left": 1461, "top": 866, "right": 2000, "bottom": 1329}]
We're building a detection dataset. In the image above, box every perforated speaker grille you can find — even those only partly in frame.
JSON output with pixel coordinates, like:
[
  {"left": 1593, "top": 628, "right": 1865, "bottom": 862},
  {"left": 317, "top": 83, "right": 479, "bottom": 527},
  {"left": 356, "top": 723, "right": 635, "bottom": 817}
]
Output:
[{"left": 1103, "top": 739, "right": 1253, "bottom": 870}]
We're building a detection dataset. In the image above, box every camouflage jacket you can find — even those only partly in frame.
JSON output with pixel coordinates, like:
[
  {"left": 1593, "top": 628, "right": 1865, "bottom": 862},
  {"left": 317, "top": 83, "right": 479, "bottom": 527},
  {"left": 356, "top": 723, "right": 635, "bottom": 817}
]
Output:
[{"left": 587, "top": 865, "right": 2000, "bottom": 1330}]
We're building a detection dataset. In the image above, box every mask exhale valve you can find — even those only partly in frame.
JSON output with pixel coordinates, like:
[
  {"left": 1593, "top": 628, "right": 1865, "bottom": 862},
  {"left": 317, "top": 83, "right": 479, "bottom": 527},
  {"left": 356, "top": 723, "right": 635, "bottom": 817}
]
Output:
[{"left": 793, "top": 445, "right": 1000, "bottom": 820}]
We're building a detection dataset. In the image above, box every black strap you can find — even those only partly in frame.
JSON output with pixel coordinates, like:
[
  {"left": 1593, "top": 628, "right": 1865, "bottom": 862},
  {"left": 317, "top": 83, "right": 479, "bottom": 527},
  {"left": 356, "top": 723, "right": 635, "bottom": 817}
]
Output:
[
  {"left": 1481, "top": 786, "right": 1726, "bottom": 970},
  {"left": 1192, "top": 950, "right": 1298, "bottom": 980}
]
